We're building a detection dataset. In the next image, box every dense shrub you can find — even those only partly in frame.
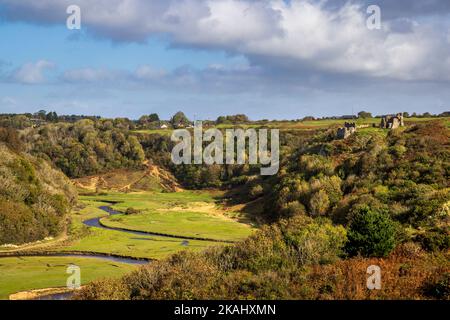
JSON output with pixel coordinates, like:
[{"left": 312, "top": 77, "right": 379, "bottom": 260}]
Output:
[
  {"left": 345, "top": 207, "right": 397, "bottom": 257},
  {"left": 24, "top": 120, "right": 145, "bottom": 178},
  {"left": 76, "top": 219, "right": 449, "bottom": 300},
  {"left": 416, "top": 229, "right": 450, "bottom": 252},
  {"left": 0, "top": 144, "right": 76, "bottom": 245},
  {"left": 76, "top": 216, "right": 347, "bottom": 300},
  {"left": 424, "top": 273, "right": 450, "bottom": 300},
  {"left": 0, "top": 127, "right": 23, "bottom": 152}
]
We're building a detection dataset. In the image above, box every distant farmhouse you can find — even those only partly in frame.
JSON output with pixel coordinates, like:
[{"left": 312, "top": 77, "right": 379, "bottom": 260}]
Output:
[{"left": 380, "top": 113, "right": 404, "bottom": 129}]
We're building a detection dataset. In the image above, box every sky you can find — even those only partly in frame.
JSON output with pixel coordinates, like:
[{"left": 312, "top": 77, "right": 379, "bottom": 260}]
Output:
[{"left": 0, "top": 0, "right": 450, "bottom": 120}]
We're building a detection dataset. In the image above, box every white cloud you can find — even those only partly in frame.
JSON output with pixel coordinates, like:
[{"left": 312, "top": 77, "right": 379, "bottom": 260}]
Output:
[
  {"left": 60, "top": 63, "right": 265, "bottom": 95},
  {"left": 134, "top": 65, "right": 167, "bottom": 80},
  {"left": 62, "top": 68, "right": 121, "bottom": 83},
  {"left": 11, "top": 60, "right": 54, "bottom": 84},
  {"left": 1, "top": 0, "right": 450, "bottom": 81}
]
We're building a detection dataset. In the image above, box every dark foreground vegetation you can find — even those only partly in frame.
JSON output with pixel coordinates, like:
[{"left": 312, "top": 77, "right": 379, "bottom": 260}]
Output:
[{"left": 76, "top": 217, "right": 448, "bottom": 300}]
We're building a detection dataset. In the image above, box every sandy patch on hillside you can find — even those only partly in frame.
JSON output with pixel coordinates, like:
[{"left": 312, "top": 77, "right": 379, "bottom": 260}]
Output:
[{"left": 158, "top": 202, "right": 248, "bottom": 224}]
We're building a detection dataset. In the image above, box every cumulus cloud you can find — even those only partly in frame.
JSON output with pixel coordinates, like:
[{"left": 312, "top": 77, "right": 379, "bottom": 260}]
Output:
[
  {"left": 10, "top": 60, "right": 55, "bottom": 84},
  {"left": 60, "top": 63, "right": 265, "bottom": 94},
  {"left": 62, "top": 68, "right": 122, "bottom": 83},
  {"left": 134, "top": 65, "right": 168, "bottom": 81},
  {"left": 1, "top": 0, "right": 450, "bottom": 82}
]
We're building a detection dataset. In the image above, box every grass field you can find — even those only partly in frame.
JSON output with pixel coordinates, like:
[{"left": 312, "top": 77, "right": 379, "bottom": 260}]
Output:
[
  {"left": 1, "top": 190, "right": 244, "bottom": 299},
  {"left": 0, "top": 256, "right": 136, "bottom": 299},
  {"left": 132, "top": 117, "right": 449, "bottom": 136},
  {"left": 61, "top": 197, "right": 230, "bottom": 259},
  {"left": 133, "top": 129, "right": 173, "bottom": 136},
  {"left": 81, "top": 191, "right": 256, "bottom": 242}
]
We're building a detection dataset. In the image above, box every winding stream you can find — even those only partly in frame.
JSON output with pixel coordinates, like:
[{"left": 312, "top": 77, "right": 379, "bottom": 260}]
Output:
[
  {"left": 86, "top": 206, "right": 233, "bottom": 243},
  {"left": 6, "top": 204, "right": 224, "bottom": 300},
  {"left": 4, "top": 206, "right": 153, "bottom": 300},
  {"left": 83, "top": 206, "right": 159, "bottom": 237}
]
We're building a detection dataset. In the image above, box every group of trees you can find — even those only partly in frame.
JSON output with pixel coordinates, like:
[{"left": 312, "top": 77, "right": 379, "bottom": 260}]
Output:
[
  {"left": 216, "top": 114, "right": 250, "bottom": 124},
  {"left": 258, "top": 121, "right": 449, "bottom": 257},
  {"left": 138, "top": 114, "right": 160, "bottom": 129},
  {"left": 170, "top": 111, "right": 191, "bottom": 127},
  {"left": 24, "top": 119, "right": 145, "bottom": 178},
  {"left": 0, "top": 143, "right": 77, "bottom": 245}
]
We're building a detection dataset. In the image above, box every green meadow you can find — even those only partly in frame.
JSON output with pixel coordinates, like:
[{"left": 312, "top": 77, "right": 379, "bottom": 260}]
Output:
[
  {"left": 0, "top": 190, "right": 251, "bottom": 298},
  {"left": 81, "top": 191, "right": 256, "bottom": 242},
  {"left": 61, "top": 194, "right": 235, "bottom": 259},
  {"left": 132, "top": 117, "right": 448, "bottom": 136},
  {"left": 0, "top": 256, "right": 136, "bottom": 300}
]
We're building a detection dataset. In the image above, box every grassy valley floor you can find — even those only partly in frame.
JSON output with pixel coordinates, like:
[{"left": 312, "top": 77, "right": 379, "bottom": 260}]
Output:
[
  {"left": 0, "top": 190, "right": 256, "bottom": 299},
  {"left": 0, "top": 256, "right": 136, "bottom": 300}
]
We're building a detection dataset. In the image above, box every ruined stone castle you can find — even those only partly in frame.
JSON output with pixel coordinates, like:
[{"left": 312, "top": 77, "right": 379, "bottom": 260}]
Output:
[
  {"left": 337, "top": 122, "right": 357, "bottom": 139},
  {"left": 380, "top": 113, "right": 404, "bottom": 129}
]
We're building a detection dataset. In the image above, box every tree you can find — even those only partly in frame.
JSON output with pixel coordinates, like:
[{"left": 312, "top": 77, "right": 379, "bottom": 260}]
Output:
[
  {"left": 358, "top": 111, "right": 372, "bottom": 119},
  {"left": 148, "top": 113, "right": 160, "bottom": 122},
  {"left": 36, "top": 110, "right": 47, "bottom": 119},
  {"left": 249, "top": 184, "right": 264, "bottom": 200},
  {"left": 139, "top": 114, "right": 160, "bottom": 125},
  {"left": 216, "top": 114, "right": 249, "bottom": 124},
  {"left": 309, "top": 190, "right": 330, "bottom": 216},
  {"left": 171, "top": 111, "right": 190, "bottom": 127},
  {"left": 216, "top": 116, "right": 227, "bottom": 124},
  {"left": 345, "top": 206, "right": 397, "bottom": 257},
  {"left": 46, "top": 111, "right": 58, "bottom": 122}
]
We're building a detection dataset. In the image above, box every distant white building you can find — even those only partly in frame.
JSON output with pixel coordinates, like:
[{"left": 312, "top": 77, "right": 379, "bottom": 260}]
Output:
[{"left": 160, "top": 124, "right": 168, "bottom": 129}]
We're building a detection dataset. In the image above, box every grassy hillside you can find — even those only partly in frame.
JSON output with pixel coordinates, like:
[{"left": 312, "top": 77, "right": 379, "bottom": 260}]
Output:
[
  {"left": 0, "top": 143, "right": 77, "bottom": 245},
  {"left": 1, "top": 116, "right": 448, "bottom": 300},
  {"left": 23, "top": 120, "right": 145, "bottom": 178},
  {"left": 75, "top": 120, "right": 450, "bottom": 300}
]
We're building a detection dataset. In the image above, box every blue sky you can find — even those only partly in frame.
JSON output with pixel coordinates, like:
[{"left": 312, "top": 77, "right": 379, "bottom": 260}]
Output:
[{"left": 1, "top": 0, "right": 450, "bottom": 120}]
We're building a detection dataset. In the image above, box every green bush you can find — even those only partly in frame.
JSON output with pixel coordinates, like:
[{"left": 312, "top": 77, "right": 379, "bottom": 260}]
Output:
[
  {"left": 282, "top": 217, "right": 347, "bottom": 265},
  {"left": 416, "top": 229, "right": 450, "bottom": 252},
  {"left": 345, "top": 206, "right": 397, "bottom": 257},
  {"left": 424, "top": 273, "right": 450, "bottom": 300},
  {"left": 125, "top": 207, "right": 141, "bottom": 215},
  {"left": 281, "top": 201, "right": 306, "bottom": 217},
  {"left": 0, "top": 144, "right": 76, "bottom": 245}
]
